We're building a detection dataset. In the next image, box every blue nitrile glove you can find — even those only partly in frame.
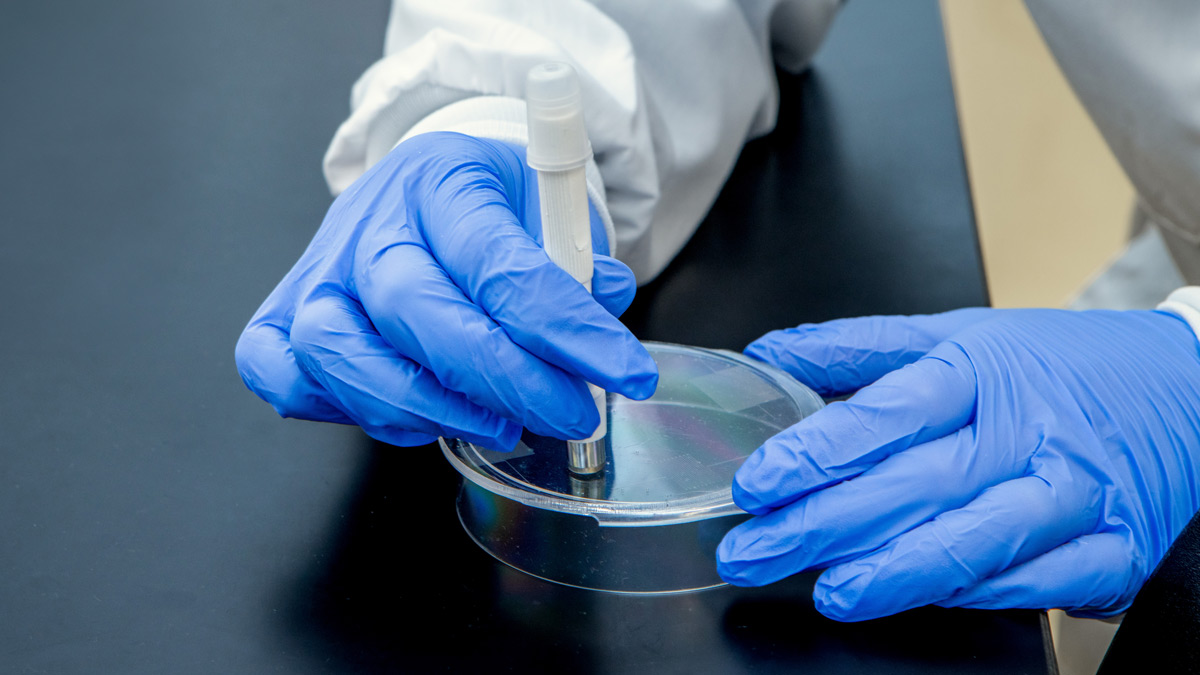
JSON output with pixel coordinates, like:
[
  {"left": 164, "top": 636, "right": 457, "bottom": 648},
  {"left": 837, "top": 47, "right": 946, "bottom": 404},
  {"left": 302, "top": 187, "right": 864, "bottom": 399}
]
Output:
[
  {"left": 235, "top": 131, "right": 658, "bottom": 450},
  {"left": 716, "top": 308, "right": 1200, "bottom": 621}
]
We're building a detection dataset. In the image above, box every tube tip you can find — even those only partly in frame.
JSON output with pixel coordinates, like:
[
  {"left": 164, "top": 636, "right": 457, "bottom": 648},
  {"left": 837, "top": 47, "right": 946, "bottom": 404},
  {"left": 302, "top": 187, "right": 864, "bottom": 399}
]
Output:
[{"left": 526, "top": 62, "right": 591, "bottom": 171}]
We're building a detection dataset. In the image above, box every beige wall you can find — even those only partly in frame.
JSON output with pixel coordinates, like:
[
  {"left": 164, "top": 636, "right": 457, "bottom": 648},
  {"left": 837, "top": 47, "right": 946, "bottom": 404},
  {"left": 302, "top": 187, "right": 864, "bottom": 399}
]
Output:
[{"left": 940, "top": 0, "right": 1133, "bottom": 309}]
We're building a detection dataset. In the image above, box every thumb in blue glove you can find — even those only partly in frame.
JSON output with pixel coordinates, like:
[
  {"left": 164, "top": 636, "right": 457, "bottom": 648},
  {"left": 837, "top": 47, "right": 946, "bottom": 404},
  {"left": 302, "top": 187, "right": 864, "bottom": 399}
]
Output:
[
  {"left": 717, "top": 308, "right": 1200, "bottom": 621},
  {"left": 235, "top": 131, "right": 657, "bottom": 451}
]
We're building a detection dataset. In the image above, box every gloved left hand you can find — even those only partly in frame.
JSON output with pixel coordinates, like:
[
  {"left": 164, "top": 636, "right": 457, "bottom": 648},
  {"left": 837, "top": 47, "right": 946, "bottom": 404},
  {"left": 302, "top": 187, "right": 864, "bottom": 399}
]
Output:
[{"left": 717, "top": 308, "right": 1200, "bottom": 621}]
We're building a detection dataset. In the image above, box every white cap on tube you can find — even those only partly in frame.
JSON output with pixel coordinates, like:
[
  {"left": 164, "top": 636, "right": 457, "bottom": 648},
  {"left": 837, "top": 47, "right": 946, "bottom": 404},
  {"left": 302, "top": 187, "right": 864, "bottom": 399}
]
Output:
[{"left": 526, "top": 62, "right": 592, "bottom": 172}]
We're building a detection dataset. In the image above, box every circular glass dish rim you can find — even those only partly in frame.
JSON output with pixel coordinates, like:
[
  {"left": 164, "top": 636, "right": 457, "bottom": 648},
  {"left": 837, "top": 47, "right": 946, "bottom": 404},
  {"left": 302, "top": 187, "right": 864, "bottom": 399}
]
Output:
[
  {"left": 439, "top": 342, "right": 824, "bottom": 527},
  {"left": 455, "top": 515, "right": 731, "bottom": 596}
]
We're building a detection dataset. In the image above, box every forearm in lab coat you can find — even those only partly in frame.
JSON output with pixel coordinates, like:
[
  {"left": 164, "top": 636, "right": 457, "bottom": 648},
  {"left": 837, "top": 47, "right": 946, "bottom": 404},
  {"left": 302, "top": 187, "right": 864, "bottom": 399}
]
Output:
[
  {"left": 322, "top": 0, "right": 841, "bottom": 283},
  {"left": 1025, "top": 0, "right": 1200, "bottom": 284}
]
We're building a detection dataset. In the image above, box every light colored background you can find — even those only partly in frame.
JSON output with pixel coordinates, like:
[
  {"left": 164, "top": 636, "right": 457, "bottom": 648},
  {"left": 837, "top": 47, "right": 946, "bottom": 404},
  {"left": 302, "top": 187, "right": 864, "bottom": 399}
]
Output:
[
  {"left": 939, "top": 1, "right": 1130, "bottom": 673},
  {"left": 941, "top": 0, "right": 1133, "bottom": 310}
]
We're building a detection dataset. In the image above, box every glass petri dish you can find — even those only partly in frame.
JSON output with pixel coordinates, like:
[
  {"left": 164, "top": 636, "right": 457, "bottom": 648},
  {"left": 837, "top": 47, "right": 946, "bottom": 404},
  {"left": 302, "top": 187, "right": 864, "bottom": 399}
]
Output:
[{"left": 440, "top": 342, "right": 825, "bottom": 594}]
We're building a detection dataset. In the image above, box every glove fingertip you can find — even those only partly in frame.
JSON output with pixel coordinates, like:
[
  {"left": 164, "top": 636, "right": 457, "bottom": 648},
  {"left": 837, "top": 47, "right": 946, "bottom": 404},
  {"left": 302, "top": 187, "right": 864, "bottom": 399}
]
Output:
[
  {"left": 716, "top": 564, "right": 760, "bottom": 588},
  {"left": 743, "top": 331, "right": 790, "bottom": 366},
  {"left": 591, "top": 255, "right": 637, "bottom": 317},
  {"left": 604, "top": 343, "right": 659, "bottom": 401},
  {"left": 812, "top": 591, "right": 858, "bottom": 622},
  {"left": 813, "top": 574, "right": 868, "bottom": 622},
  {"left": 617, "top": 368, "right": 659, "bottom": 401},
  {"left": 566, "top": 403, "right": 603, "bottom": 441},
  {"left": 715, "top": 542, "right": 763, "bottom": 588},
  {"left": 731, "top": 478, "right": 773, "bottom": 516},
  {"left": 731, "top": 448, "right": 788, "bottom": 515},
  {"left": 744, "top": 329, "right": 843, "bottom": 396},
  {"left": 521, "top": 383, "right": 601, "bottom": 442},
  {"left": 593, "top": 287, "right": 636, "bottom": 319}
]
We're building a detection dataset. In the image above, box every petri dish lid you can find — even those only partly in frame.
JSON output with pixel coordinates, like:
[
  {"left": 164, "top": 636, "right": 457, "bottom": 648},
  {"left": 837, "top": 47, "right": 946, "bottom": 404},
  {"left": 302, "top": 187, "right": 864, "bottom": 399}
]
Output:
[{"left": 441, "top": 342, "right": 825, "bottom": 527}]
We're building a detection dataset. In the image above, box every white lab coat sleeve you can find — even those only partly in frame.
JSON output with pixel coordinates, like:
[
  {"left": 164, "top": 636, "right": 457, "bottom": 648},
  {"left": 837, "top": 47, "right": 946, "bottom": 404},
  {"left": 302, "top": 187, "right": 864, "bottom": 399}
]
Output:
[
  {"left": 1024, "top": 0, "right": 1200, "bottom": 284},
  {"left": 1159, "top": 287, "right": 1200, "bottom": 339},
  {"left": 322, "top": 0, "right": 841, "bottom": 283}
]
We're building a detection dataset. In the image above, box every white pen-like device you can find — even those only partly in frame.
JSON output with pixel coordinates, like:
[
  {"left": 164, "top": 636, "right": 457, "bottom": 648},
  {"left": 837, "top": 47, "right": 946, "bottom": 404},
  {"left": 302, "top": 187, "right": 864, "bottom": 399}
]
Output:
[{"left": 525, "top": 62, "right": 606, "bottom": 476}]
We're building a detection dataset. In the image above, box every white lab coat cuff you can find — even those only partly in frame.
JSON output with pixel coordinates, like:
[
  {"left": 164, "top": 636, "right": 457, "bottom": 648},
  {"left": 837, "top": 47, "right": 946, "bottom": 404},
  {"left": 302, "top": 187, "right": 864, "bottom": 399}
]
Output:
[
  {"left": 1157, "top": 286, "right": 1200, "bottom": 340},
  {"left": 398, "top": 96, "right": 618, "bottom": 257}
]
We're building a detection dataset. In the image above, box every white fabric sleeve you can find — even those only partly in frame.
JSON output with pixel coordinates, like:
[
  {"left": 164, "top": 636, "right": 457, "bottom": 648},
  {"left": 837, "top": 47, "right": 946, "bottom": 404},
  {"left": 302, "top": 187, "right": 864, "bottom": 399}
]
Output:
[
  {"left": 398, "top": 95, "right": 618, "bottom": 255},
  {"left": 1158, "top": 287, "right": 1200, "bottom": 342},
  {"left": 1024, "top": 1, "right": 1200, "bottom": 281},
  {"left": 323, "top": 0, "right": 842, "bottom": 283}
]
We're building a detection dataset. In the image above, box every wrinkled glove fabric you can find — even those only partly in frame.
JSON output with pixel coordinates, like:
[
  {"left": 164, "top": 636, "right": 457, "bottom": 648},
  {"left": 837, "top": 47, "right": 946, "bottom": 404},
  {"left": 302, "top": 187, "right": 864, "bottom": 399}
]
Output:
[
  {"left": 718, "top": 308, "right": 1200, "bottom": 622},
  {"left": 236, "top": 132, "right": 658, "bottom": 451}
]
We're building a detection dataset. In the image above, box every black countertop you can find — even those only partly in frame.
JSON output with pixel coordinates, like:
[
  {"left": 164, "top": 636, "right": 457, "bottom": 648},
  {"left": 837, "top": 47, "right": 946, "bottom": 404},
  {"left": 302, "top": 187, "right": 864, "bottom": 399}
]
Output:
[{"left": 1, "top": 1, "right": 1050, "bottom": 672}]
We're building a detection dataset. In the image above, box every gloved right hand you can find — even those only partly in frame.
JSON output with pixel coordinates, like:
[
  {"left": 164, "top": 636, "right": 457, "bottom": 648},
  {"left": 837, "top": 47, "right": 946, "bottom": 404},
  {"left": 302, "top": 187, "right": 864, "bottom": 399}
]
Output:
[
  {"left": 235, "top": 131, "right": 658, "bottom": 450},
  {"left": 717, "top": 308, "right": 1200, "bottom": 621}
]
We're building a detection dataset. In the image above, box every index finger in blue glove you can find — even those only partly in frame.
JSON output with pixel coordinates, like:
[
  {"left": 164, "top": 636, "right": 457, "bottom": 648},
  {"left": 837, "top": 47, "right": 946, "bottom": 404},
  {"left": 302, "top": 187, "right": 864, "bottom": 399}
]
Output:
[
  {"left": 744, "top": 309, "right": 993, "bottom": 397},
  {"left": 732, "top": 347, "right": 977, "bottom": 515},
  {"left": 390, "top": 139, "right": 656, "bottom": 400},
  {"left": 719, "top": 423, "right": 1035, "bottom": 586},
  {"left": 812, "top": 470, "right": 1101, "bottom": 621},
  {"left": 290, "top": 289, "right": 522, "bottom": 449}
]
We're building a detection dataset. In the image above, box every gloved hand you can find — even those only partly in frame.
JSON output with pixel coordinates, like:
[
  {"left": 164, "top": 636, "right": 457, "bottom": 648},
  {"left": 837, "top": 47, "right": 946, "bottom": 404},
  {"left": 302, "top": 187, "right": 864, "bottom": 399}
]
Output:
[
  {"left": 235, "top": 131, "right": 658, "bottom": 450},
  {"left": 717, "top": 308, "right": 1200, "bottom": 621}
]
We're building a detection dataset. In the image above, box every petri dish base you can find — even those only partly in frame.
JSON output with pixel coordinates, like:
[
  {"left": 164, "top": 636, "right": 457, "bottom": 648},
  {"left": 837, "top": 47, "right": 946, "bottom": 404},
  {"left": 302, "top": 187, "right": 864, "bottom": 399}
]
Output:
[{"left": 440, "top": 342, "right": 825, "bottom": 595}]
